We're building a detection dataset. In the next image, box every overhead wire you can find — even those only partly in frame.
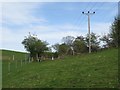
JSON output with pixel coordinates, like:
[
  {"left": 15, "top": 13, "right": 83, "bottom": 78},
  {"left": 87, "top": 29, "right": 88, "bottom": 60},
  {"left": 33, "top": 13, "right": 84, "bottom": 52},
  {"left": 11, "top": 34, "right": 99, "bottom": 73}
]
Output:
[
  {"left": 77, "top": 2, "right": 111, "bottom": 37},
  {"left": 102, "top": 3, "right": 118, "bottom": 22},
  {"left": 77, "top": 2, "right": 98, "bottom": 31},
  {"left": 71, "top": 2, "right": 95, "bottom": 30},
  {"left": 89, "top": 2, "right": 98, "bottom": 11},
  {"left": 70, "top": 2, "right": 92, "bottom": 32},
  {"left": 70, "top": 2, "right": 117, "bottom": 37}
]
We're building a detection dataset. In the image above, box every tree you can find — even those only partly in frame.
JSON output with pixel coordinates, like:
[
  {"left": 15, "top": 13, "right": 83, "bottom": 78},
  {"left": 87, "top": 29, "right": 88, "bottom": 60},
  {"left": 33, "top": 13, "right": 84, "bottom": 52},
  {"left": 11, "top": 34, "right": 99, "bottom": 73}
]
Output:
[
  {"left": 35, "top": 40, "right": 48, "bottom": 60},
  {"left": 58, "top": 43, "right": 69, "bottom": 56},
  {"left": 76, "top": 36, "right": 85, "bottom": 41},
  {"left": 62, "top": 36, "right": 75, "bottom": 55},
  {"left": 62, "top": 36, "right": 75, "bottom": 46},
  {"left": 109, "top": 17, "right": 120, "bottom": 47},
  {"left": 73, "top": 36, "right": 87, "bottom": 54},
  {"left": 53, "top": 52, "right": 59, "bottom": 58},
  {"left": 85, "top": 32, "right": 100, "bottom": 52},
  {"left": 100, "top": 17, "right": 120, "bottom": 48},
  {"left": 52, "top": 43, "right": 69, "bottom": 57},
  {"left": 22, "top": 33, "right": 48, "bottom": 61},
  {"left": 100, "top": 34, "right": 113, "bottom": 48},
  {"left": 52, "top": 43, "right": 59, "bottom": 52}
]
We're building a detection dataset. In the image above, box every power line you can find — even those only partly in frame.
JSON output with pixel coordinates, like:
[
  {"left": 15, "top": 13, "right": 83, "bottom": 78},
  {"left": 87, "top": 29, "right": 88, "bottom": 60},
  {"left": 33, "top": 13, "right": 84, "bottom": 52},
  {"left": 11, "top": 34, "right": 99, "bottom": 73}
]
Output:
[
  {"left": 76, "top": 2, "right": 99, "bottom": 30},
  {"left": 80, "top": 3, "right": 105, "bottom": 26},
  {"left": 89, "top": 2, "right": 98, "bottom": 11},
  {"left": 70, "top": 2, "right": 116, "bottom": 39},
  {"left": 81, "top": 2, "right": 117, "bottom": 29},
  {"left": 103, "top": 3, "right": 118, "bottom": 22},
  {"left": 71, "top": 2, "right": 96, "bottom": 31},
  {"left": 94, "top": 2, "right": 105, "bottom": 12},
  {"left": 70, "top": 2, "right": 92, "bottom": 32}
]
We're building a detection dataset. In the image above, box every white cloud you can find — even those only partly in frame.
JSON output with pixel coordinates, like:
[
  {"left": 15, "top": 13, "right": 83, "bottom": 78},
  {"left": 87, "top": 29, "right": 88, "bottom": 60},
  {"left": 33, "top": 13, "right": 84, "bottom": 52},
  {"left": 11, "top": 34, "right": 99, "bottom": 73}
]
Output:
[
  {"left": 91, "top": 22, "right": 111, "bottom": 35},
  {"left": 0, "top": 2, "right": 113, "bottom": 52},
  {"left": 2, "top": 3, "right": 47, "bottom": 25},
  {"left": 1, "top": 24, "right": 85, "bottom": 51},
  {"left": 1, "top": 22, "right": 111, "bottom": 52}
]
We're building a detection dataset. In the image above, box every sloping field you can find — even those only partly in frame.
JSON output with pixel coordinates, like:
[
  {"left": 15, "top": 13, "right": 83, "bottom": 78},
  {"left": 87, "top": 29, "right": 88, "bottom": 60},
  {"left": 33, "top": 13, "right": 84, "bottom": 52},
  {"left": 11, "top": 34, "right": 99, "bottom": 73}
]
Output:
[
  {"left": 2, "top": 48, "right": 118, "bottom": 88},
  {"left": 1, "top": 49, "right": 27, "bottom": 61}
]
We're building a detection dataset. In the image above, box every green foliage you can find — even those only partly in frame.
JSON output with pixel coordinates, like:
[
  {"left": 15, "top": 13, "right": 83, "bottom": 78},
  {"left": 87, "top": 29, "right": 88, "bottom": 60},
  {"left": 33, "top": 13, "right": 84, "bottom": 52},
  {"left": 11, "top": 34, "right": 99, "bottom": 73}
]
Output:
[
  {"left": 85, "top": 32, "right": 100, "bottom": 52},
  {"left": 62, "top": 36, "right": 75, "bottom": 46},
  {"left": 58, "top": 43, "right": 69, "bottom": 56},
  {"left": 53, "top": 43, "right": 73, "bottom": 56},
  {"left": 73, "top": 36, "right": 87, "bottom": 54},
  {"left": 100, "top": 34, "right": 113, "bottom": 48},
  {"left": 62, "top": 36, "right": 75, "bottom": 55},
  {"left": 22, "top": 34, "right": 48, "bottom": 61},
  {"left": 35, "top": 40, "right": 48, "bottom": 55},
  {"left": 100, "top": 17, "right": 120, "bottom": 48},
  {"left": 110, "top": 17, "right": 120, "bottom": 47},
  {"left": 73, "top": 40, "right": 87, "bottom": 54},
  {"left": 52, "top": 43, "right": 59, "bottom": 52},
  {"left": 53, "top": 52, "right": 59, "bottom": 58}
]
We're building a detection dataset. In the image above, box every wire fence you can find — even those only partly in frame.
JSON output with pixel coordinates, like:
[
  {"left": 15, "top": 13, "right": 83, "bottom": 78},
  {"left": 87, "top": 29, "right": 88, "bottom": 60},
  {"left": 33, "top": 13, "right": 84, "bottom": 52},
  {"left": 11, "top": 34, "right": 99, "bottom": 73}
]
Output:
[
  {"left": 2, "top": 54, "right": 55, "bottom": 75},
  {"left": 6, "top": 59, "right": 30, "bottom": 74}
]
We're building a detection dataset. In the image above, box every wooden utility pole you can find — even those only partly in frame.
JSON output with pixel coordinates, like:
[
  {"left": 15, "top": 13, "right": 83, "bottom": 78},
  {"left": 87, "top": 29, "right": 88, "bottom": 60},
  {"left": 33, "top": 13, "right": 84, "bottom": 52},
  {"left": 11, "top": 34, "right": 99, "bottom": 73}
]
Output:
[{"left": 82, "top": 11, "right": 95, "bottom": 53}]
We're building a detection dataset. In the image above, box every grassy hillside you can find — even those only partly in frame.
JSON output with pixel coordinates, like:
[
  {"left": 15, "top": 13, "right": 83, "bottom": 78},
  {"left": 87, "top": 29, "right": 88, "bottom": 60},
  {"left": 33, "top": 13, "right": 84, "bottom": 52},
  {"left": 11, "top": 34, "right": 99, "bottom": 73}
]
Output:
[
  {"left": 1, "top": 49, "right": 28, "bottom": 61},
  {"left": 2, "top": 48, "right": 118, "bottom": 88}
]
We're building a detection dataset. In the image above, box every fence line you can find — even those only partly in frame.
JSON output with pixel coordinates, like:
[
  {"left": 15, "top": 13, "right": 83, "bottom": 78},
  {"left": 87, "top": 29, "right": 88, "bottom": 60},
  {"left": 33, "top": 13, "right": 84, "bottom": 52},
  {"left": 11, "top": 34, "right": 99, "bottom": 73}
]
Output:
[
  {"left": 7, "top": 55, "right": 54, "bottom": 74},
  {"left": 7, "top": 58, "right": 29, "bottom": 74}
]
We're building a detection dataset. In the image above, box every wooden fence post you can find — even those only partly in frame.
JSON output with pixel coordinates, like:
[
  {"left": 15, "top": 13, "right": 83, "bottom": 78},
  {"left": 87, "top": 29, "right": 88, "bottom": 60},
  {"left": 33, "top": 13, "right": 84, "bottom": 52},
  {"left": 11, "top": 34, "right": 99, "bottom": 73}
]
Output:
[{"left": 13, "top": 55, "right": 14, "bottom": 61}]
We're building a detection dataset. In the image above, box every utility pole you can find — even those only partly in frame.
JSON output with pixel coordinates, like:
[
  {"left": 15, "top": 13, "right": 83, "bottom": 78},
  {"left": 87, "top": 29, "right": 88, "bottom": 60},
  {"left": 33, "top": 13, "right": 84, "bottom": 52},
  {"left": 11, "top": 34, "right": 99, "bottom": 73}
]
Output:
[{"left": 82, "top": 11, "right": 95, "bottom": 53}]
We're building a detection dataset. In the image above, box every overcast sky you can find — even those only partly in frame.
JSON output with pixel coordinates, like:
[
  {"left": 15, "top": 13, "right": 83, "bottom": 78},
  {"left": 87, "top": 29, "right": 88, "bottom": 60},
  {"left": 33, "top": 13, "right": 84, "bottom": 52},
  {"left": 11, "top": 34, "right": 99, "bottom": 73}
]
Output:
[{"left": 0, "top": 2, "right": 118, "bottom": 52}]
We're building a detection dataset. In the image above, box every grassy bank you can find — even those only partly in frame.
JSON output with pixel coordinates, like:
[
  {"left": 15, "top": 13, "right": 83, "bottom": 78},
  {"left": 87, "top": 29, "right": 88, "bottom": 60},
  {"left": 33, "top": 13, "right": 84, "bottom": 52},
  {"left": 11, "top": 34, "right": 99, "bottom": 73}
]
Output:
[{"left": 2, "top": 48, "right": 118, "bottom": 88}]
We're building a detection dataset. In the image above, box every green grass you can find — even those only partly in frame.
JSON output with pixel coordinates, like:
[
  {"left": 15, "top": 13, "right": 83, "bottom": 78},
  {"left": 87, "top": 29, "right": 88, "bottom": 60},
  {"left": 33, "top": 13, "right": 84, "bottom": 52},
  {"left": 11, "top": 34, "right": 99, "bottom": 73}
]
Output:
[
  {"left": 2, "top": 48, "right": 118, "bottom": 88},
  {"left": 1, "top": 49, "right": 27, "bottom": 61}
]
